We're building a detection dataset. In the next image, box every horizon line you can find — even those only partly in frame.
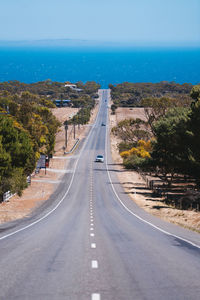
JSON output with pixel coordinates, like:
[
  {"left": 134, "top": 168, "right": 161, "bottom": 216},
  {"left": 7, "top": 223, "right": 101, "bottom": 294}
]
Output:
[{"left": 0, "top": 38, "right": 199, "bottom": 47}]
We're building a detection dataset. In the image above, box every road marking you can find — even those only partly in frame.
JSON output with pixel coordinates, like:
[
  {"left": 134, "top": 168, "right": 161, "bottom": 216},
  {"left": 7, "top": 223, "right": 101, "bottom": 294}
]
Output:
[
  {"left": 46, "top": 168, "right": 71, "bottom": 173},
  {"left": 90, "top": 227, "right": 94, "bottom": 231},
  {"left": 105, "top": 102, "right": 200, "bottom": 250},
  {"left": 91, "top": 293, "right": 101, "bottom": 300},
  {"left": 90, "top": 233, "right": 95, "bottom": 237},
  {"left": 91, "top": 260, "right": 98, "bottom": 268},
  {"left": 31, "top": 179, "right": 61, "bottom": 184},
  {"left": 91, "top": 223, "right": 94, "bottom": 226},
  {"left": 0, "top": 93, "right": 103, "bottom": 242},
  {"left": 91, "top": 243, "right": 96, "bottom": 248}
]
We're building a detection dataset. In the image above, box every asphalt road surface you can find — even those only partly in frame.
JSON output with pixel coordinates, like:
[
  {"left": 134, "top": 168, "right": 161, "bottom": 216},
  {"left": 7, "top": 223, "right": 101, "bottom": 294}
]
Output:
[{"left": 0, "top": 89, "right": 200, "bottom": 300}]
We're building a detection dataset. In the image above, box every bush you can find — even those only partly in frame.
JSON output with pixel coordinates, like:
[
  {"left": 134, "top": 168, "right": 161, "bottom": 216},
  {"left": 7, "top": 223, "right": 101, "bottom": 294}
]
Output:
[
  {"left": 118, "top": 142, "right": 136, "bottom": 153},
  {"left": 123, "top": 155, "right": 147, "bottom": 169},
  {"left": 123, "top": 155, "right": 151, "bottom": 170}
]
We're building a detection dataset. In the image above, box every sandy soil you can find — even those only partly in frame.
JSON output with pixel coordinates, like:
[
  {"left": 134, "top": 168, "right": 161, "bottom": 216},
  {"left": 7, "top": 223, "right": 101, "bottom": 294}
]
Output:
[
  {"left": 109, "top": 107, "right": 200, "bottom": 233},
  {"left": 0, "top": 101, "right": 99, "bottom": 224}
]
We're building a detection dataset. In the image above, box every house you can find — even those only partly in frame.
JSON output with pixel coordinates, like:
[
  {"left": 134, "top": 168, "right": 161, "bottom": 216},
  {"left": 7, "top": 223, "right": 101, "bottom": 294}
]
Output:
[
  {"left": 54, "top": 99, "right": 71, "bottom": 107},
  {"left": 64, "top": 83, "right": 82, "bottom": 92},
  {"left": 65, "top": 84, "right": 77, "bottom": 89}
]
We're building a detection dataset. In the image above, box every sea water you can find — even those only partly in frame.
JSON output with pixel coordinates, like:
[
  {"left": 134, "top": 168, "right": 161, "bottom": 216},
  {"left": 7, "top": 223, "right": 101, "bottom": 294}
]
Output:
[{"left": 0, "top": 46, "right": 199, "bottom": 88}]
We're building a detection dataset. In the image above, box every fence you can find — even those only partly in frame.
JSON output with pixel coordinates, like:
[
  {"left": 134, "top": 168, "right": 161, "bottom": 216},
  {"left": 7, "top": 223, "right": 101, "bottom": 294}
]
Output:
[
  {"left": 137, "top": 168, "right": 200, "bottom": 211},
  {"left": 2, "top": 175, "right": 31, "bottom": 202}
]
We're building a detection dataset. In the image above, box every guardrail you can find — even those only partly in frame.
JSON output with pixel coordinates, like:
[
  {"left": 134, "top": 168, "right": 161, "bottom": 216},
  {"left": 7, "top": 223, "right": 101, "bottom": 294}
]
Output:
[
  {"left": 64, "top": 138, "right": 80, "bottom": 154},
  {"left": 3, "top": 191, "right": 15, "bottom": 202}
]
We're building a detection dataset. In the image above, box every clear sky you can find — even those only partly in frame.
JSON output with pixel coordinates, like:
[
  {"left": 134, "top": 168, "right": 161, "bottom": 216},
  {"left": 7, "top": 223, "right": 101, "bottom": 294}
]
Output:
[{"left": 0, "top": 0, "right": 199, "bottom": 46}]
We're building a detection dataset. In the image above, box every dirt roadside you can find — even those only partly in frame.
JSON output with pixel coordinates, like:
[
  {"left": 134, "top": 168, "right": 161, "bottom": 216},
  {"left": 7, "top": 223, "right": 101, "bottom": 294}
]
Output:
[
  {"left": 109, "top": 107, "right": 200, "bottom": 233},
  {"left": 0, "top": 101, "right": 99, "bottom": 224}
]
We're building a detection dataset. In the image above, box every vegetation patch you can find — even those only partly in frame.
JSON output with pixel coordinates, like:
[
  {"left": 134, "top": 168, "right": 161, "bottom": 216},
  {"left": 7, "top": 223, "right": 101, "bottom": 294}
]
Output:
[
  {"left": 112, "top": 83, "right": 200, "bottom": 211},
  {"left": 0, "top": 80, "right": 100, "bottom": 200}
]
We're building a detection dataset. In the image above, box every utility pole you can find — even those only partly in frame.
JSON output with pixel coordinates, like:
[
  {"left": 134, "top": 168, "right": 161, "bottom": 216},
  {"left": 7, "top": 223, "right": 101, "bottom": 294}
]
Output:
[
  {"left": 73, "top": 122, "right": 76, "bottom": 139},
  {"left": 65, "top": 123, "right": 68, "bottom": 148}
]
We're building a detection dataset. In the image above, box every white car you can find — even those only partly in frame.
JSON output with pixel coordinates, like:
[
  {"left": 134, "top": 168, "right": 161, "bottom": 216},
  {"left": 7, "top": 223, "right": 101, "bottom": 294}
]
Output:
[{"left": 95, "top": 155, "right": 104, "bottom": 163}]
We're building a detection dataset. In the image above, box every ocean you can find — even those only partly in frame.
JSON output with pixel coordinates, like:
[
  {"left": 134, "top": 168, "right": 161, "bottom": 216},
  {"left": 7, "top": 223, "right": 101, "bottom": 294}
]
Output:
[{"left": 0, "top": 46, "right": 199, "bottom": 88}]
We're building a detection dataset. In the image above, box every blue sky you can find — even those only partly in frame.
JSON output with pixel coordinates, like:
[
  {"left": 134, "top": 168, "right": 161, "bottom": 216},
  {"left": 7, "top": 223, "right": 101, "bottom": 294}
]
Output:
[{"left": 0, "top": 0, "right": 199, "bottom": 46}]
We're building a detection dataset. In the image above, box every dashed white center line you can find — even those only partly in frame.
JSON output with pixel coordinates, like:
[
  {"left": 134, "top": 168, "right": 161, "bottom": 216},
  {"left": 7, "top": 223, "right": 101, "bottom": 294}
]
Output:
[
  {"left": 91, "top": 293, "right": 101, "bottom": 300},
  {"left": 90, "top": 227, "right": 94, "bottom": 231},
  {"left": 90, "top": 223, "right": 94, "bottom": 226},
  {"left": 91, "top": 243, "right": 96, "bottom": 248},
  {"left": 90, "top": 233, "right": 95, "bottom": 237},
  {"left": 91, "top": 260, "right": 98, "bottom": 268}
]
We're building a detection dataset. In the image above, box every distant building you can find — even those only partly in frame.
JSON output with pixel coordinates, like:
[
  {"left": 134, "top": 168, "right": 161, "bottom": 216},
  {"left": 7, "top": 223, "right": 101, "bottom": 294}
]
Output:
[
  {"left": 65, "top": 84, "right": 77, "bottom": 88},
  {"left": 64, "top": 83, "right": 82, "bottom": 92},
  {"left": 54, "top": 99, "right": 71, "bottom": 107}
]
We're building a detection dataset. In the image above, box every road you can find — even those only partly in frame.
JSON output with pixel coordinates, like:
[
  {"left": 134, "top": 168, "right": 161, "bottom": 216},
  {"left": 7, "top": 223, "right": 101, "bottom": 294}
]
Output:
[{"left": 0, "top": 89, "right": 200, "bottom": 300}]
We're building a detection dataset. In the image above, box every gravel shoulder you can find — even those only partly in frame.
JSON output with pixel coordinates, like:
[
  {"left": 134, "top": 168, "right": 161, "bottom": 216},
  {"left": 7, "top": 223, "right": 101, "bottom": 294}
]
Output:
[{"left": 109, "top": 107, "right": 200, "bottom": 233}]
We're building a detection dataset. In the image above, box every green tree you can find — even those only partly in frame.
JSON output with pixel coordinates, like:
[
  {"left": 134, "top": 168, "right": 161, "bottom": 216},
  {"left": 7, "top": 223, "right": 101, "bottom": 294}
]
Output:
[
  {"left": 151, "top": 107, "right": 190, "bottom": 185},
  {"left": 186, "top": 98, "right": 200, "bottom": 184},
  {"left": 0, "top": 115, "right": 35, "bottom": 199},
  {"left": 112, "top": 118, "right": 150, "bottom": 144},
  {"left": 141, "top": 97, "right": 178, "bottom": 134},
  {"left": 190, "top": 85, "right": 200, "bottom": 103}
]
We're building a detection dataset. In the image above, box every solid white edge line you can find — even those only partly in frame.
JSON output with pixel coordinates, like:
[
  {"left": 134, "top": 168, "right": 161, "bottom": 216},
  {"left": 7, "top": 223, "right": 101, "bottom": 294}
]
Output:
[
  {"left": 105, "top": 89, "right": 200, "bottom": 250},
  {"left": 0, "top": 90, "right": 103, "bottom": 241}
]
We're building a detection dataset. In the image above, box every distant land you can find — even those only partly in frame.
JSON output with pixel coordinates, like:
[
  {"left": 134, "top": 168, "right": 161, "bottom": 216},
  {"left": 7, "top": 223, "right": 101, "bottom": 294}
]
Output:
[{"left": 0, "top": 39, "right": 199, "bottom": 49}]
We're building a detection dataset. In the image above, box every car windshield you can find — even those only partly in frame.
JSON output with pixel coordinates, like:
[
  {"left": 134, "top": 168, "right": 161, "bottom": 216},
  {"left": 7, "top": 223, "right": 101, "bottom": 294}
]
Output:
[{"left": 97, "top": 155, "right": 103, "bottom": 158}]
